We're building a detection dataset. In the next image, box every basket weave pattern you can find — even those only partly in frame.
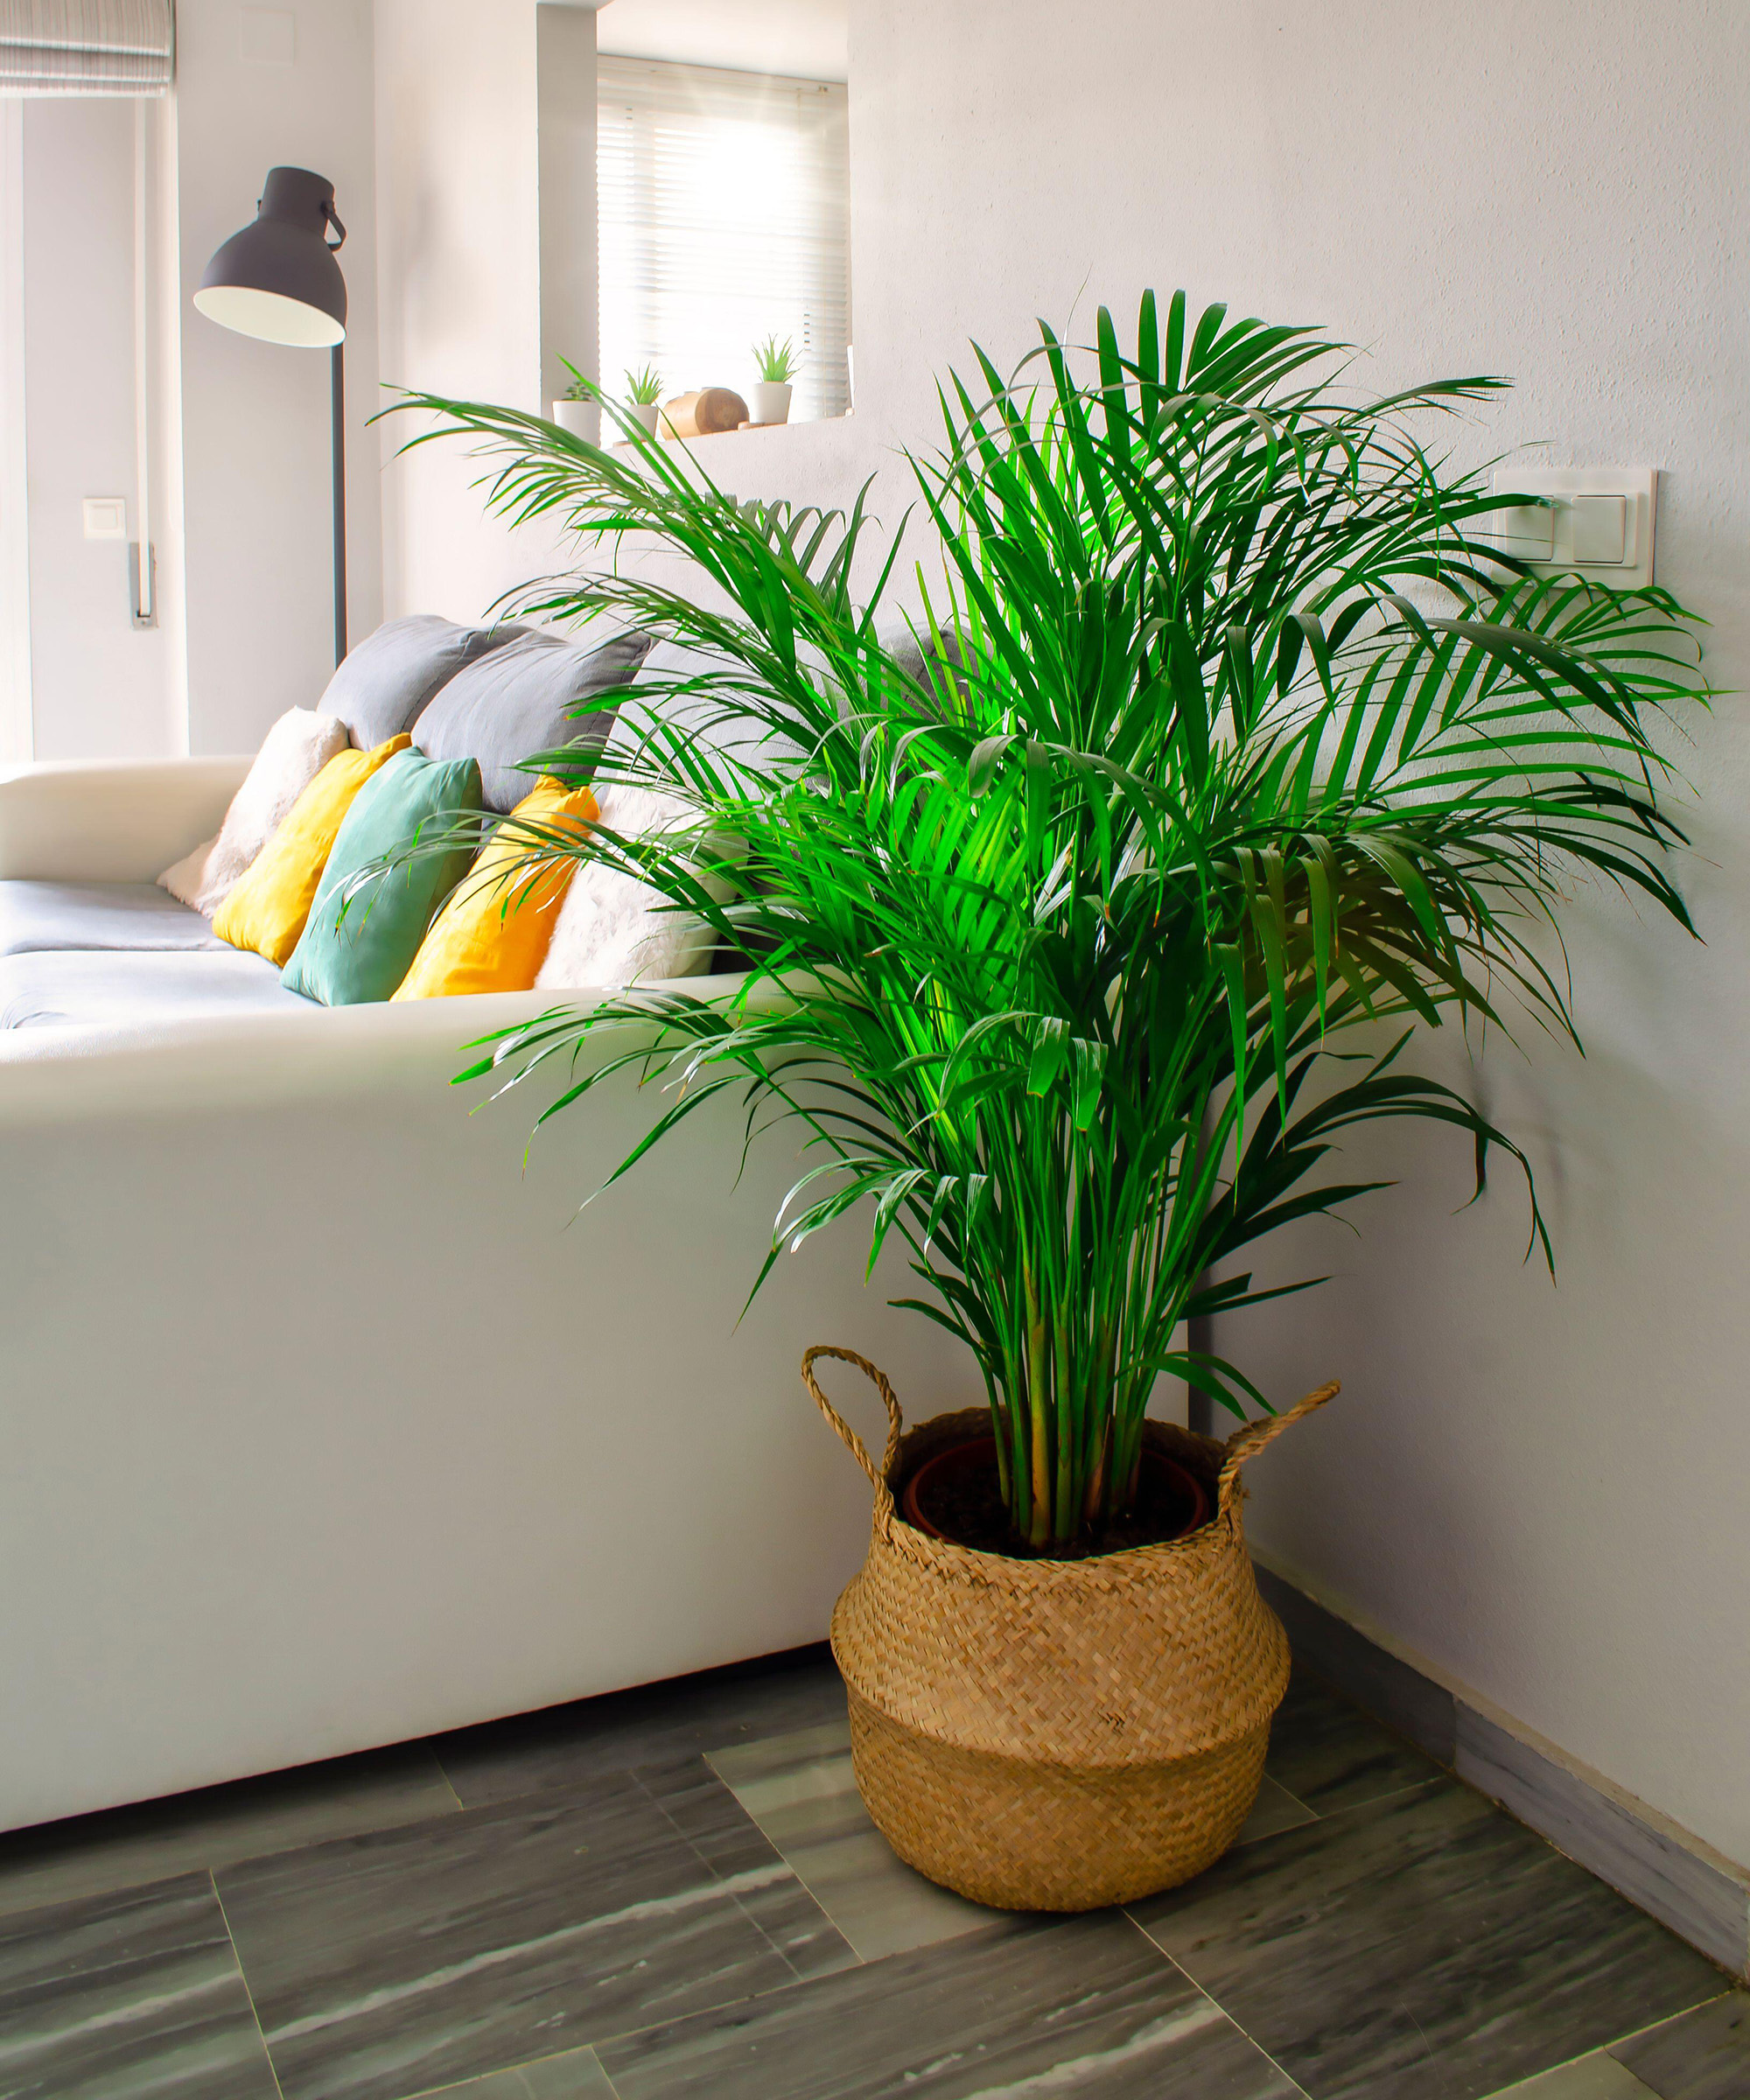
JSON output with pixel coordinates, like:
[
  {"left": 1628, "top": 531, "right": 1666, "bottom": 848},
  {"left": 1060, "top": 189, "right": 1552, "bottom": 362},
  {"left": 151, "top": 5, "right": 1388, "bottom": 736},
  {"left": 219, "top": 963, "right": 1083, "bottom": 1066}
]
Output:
[{"left": 803, "top": 1350, "right": 1338, "bottom": 1911}]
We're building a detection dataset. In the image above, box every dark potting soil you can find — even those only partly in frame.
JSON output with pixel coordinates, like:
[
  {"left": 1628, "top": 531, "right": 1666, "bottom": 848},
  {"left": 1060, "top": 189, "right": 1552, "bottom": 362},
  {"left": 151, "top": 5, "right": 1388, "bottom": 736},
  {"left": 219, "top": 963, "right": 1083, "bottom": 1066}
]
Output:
[{"left": 906, "top": 1445, "right": 1208, "bottom": 1559}]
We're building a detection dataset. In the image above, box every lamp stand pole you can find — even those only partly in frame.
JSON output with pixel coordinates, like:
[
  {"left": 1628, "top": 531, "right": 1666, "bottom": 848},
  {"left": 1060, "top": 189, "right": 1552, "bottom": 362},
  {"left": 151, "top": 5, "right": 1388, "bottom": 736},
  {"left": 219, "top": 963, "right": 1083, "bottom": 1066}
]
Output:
[{"left": 331, "top": 341, "right": 347, "bottom": 666}]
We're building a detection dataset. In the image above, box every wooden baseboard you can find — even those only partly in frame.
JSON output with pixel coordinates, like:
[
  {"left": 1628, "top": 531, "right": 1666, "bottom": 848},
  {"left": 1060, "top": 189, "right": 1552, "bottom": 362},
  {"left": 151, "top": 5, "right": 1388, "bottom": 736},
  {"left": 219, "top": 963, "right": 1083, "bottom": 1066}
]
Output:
[{"left": 1252, "top": 1556, "right": 1750, "bottom": 1978}]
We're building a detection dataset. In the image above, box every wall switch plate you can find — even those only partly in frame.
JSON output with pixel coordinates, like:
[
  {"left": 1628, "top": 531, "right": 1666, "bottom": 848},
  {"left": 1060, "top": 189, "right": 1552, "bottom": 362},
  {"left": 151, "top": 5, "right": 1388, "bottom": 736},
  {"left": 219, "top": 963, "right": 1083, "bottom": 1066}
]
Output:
[
  {"left": 1490, "top": 467, "right": 1658, "bottom": 590},
  {"left": 82, "top": 497, "right": 127, "bottom": 541}
]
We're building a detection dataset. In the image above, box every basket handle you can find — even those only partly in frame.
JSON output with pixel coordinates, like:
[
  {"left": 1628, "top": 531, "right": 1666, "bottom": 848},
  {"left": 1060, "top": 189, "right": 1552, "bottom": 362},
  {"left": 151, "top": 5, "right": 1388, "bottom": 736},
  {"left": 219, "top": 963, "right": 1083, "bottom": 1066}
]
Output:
[
  {"left": 801, "top": 1346, "right": 904, "bottom": 1492},
  {"left": 1216, "top": 1380, "right": 1340, "bottom": 1517}
]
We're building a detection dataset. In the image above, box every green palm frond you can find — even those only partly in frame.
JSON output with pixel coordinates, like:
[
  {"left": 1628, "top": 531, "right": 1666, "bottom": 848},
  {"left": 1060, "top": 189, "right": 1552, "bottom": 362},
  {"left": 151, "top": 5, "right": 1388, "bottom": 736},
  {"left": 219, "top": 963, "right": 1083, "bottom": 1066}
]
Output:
[{"left": 390, "top": 290, "right": 1710, "bottom": 1551}]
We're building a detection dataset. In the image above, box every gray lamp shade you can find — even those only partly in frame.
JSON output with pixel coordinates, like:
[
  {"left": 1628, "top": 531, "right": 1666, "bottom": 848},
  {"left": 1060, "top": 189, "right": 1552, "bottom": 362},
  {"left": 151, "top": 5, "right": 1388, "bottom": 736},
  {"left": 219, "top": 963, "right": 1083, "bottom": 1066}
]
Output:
[{"left": 194, "top": 167, "right": 347, "bottom": 348}]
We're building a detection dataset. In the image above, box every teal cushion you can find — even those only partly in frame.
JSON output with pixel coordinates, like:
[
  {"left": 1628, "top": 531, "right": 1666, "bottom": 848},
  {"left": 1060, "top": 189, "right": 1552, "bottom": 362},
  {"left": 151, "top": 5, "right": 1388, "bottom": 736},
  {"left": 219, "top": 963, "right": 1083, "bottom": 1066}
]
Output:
[{"left": 282, "top": 748, "right": 482, "bottom": 1004}]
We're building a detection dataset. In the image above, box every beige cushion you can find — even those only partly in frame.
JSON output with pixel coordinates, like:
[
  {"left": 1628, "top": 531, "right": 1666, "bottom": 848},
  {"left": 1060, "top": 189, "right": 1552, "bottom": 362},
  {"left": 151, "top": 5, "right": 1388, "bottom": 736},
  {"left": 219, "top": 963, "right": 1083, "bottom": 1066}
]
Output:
[
  {"left": 534, "top": 781, "right": 724, "bottom": 990},
  {"left": 158, "top": 708, "right": 348, "bottom": 916}
]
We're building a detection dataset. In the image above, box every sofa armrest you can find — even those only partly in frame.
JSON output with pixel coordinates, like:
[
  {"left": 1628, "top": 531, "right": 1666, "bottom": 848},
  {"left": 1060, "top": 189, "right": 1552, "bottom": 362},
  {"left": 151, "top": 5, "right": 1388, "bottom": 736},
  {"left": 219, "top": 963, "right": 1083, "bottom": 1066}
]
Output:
[{"left": 0, "top": 757, "right": 252, "bottom": 883}]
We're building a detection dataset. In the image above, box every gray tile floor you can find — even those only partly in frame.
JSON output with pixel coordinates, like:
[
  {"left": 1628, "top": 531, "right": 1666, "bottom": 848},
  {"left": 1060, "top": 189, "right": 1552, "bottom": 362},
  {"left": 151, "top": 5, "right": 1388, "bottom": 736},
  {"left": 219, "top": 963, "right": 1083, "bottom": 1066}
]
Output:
[{"left": 0, "top": 1650, "right": 1742, "bottom": 2100}]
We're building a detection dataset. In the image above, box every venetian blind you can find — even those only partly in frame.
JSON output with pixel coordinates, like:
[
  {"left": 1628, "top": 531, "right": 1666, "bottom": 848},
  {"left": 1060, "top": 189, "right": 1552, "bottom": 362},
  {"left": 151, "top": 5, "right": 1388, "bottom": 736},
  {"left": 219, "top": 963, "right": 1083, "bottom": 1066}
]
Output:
[
  {"left": 0, "top": 0, "right": 172, "bottom": 94},
  {"left": 598, "top": 55, "right": 850, "bottom": 424}
]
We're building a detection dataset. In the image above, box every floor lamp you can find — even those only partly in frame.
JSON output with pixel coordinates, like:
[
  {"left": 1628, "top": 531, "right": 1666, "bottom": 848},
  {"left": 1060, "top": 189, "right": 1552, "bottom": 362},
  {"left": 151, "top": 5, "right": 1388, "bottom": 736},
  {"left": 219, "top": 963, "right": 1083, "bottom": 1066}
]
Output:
[{"left": 193, "top": 167, "right": 350, "bottom": 667}]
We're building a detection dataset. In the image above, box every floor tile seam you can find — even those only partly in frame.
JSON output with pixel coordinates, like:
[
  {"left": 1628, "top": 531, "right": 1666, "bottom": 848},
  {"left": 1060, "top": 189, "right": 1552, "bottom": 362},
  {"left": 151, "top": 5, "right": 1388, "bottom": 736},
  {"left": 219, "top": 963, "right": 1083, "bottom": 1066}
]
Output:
[
  {"left": 698, "top": 1799, "right": 881, "bottom": 1967},
  {"left": 1286, "top": 1773, "right": 1449, "bottom": 1830},
  {"left": 206, "top": 1867, "right": 290, "bottom": 2100},
  {"left": 1471, "top": 2042, "right": 1663, "bottom": 2098},
  {"left": 1264, "top": 1773, "right": 1318, "bottom": 1825},
  {"left": 1600, "top": 1984, "right": 1741, "bottom": 2059},
  {"left": 628, "top": 1763, "right": 850, "bottom": 1988},
  {"left": 591, "top": 2048, "right": 632, "bottom": 2100},
  {"left": 400, "top": 2041, "right": 625, "bottom": 2100},
  {"left": 425, "top": 1747, "right": 468, "bottom": 1819},
  {"left": 1116, "top": 1919, "right": 1313, "bottom": 2098},
  {"left": 587, "top": 1918, "right": 1032, "bottom": 2068}
]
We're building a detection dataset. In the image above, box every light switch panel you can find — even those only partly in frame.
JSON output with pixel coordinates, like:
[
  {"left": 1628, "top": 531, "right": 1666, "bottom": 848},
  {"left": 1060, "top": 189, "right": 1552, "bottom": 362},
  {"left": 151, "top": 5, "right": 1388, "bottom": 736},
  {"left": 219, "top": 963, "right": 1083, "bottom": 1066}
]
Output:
[
  {"left": 1571, "top": 494, "right": 1626, "bottom": 566},
  {"left": 82, "top": 497, "right": 127, "bottom": 541},
  {"left": 1489, "top": 467, "right": 1657, "bottom": 590}
]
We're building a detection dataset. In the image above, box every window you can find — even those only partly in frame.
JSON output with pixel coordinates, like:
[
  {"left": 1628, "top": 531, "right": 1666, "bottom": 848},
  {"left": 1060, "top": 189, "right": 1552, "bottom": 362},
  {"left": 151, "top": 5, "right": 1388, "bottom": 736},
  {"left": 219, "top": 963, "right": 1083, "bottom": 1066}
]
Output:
[{"left": 598, "top": 56, "right": 850, "bottom": 424}]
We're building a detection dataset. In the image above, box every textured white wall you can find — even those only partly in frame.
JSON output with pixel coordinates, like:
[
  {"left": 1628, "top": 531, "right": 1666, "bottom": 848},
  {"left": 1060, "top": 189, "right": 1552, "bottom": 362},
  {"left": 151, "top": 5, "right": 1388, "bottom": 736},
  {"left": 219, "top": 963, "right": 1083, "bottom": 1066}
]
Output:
[
  {"left": 374, "top": 0, "right": 546, "bottom": 625},
  {"left": 374, "top": 0, "right": 1750, "bottom": 1861},
  {"left": 174, "top": 0, "right": 383, "bottom": 753}
]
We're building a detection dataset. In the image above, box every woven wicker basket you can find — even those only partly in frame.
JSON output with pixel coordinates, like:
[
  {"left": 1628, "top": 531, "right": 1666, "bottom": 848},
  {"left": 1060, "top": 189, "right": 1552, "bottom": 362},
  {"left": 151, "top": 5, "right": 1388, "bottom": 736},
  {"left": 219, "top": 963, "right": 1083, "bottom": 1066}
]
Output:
[{"left": 802, "top": 1348, "right": 1338, "bottom": 1911}]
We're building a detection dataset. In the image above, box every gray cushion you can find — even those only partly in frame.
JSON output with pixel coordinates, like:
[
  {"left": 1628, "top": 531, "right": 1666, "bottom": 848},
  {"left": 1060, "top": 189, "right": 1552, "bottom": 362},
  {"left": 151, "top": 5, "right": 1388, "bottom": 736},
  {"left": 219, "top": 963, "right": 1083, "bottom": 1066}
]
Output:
[
  {"left": 0, "top": 948, "right": 312, "bottom": 1030},
  {"left": 0, "top": 880, "right": 227, "bottom": 956},
  {"left": 412, "top": 628, "right": 651, "bottom": 812},
  {"left": 879, "top": 620, "right": 966, "bottom": 704},
  {"left": 320, "top": 615, "right": 519, "bottom": 750}
]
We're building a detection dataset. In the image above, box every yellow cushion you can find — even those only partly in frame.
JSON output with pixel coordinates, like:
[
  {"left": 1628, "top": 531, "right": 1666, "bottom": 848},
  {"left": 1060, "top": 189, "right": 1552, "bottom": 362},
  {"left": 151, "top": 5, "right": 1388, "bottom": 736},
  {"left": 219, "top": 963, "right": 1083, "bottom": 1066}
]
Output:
[
  {"left": 213, "top": 736, "right": 412, "bottom": 966},
  {"left": 392, "top": 777, "right": 598, "bottom": 1000}
]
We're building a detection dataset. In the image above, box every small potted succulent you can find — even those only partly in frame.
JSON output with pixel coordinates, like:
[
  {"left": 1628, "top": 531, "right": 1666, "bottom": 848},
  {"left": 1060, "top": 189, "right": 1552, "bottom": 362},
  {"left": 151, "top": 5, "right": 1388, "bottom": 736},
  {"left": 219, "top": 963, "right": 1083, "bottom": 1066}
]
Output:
[
  {"left": 750, "top": 335, "right": 797, "bottom": 425},
  {"left": 625, "top": 364, "right": 664, "bottom": 438},
  {"left": 551, "top": 367, "right": 599, "bottom": 444}
]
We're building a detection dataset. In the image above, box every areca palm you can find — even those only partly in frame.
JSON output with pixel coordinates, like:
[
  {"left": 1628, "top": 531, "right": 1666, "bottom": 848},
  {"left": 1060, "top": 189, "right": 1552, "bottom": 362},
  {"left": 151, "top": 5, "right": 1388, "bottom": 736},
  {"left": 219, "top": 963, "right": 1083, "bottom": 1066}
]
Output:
[{"left": 396, "top": 291, "right": 1708, "bottom": 1552}]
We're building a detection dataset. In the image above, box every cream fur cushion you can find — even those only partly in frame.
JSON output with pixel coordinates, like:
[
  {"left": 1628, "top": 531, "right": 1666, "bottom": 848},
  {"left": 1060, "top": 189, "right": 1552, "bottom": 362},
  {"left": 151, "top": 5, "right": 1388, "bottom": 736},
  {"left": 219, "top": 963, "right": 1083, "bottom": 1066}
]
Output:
[
  {"left": 158, "top": 706, "right": 349, "bottom": 916},
  {"left": 535, "top": 781, "right": 725, "bottom": 990}
]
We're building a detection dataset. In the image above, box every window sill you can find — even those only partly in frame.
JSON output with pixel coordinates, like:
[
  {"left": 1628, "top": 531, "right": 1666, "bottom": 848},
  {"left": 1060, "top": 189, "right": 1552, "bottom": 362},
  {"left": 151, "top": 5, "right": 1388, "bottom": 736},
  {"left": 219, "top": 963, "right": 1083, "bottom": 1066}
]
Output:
[{"left": 613, "top": 412, "right": 853, "bottom": 449}]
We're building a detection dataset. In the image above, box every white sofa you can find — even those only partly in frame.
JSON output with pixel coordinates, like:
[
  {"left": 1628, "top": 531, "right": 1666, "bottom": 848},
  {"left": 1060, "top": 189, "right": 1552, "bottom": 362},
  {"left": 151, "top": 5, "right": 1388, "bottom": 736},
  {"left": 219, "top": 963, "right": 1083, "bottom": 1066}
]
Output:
[{"left": 0, "top": 756, "right": 981, "bottom": 1833}]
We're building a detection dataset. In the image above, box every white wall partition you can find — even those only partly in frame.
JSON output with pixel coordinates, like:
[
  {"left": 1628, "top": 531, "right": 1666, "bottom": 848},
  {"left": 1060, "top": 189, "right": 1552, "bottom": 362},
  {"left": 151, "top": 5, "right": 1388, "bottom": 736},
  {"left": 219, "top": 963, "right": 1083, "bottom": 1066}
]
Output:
[
  {"left": 172, "top": 0, "right": 382, "bottom": 754},
  {"left": 374, "top": 0, "right": 546, "bottom": 626}
]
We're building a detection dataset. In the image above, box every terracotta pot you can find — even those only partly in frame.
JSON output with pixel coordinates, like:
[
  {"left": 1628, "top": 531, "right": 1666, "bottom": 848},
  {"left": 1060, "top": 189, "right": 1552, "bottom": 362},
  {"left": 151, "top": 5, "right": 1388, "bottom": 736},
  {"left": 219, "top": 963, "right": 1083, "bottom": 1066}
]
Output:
[{"left": 900, "top": 1432, "right": 1212, "bottom": 1548}]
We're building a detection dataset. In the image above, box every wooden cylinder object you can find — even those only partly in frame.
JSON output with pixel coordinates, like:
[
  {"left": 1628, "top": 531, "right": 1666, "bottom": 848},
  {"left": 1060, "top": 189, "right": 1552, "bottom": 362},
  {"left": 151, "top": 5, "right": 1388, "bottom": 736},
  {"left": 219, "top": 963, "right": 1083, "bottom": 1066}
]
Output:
[{"left": 660, "top": 388, "right": 749, "bottom": 438}]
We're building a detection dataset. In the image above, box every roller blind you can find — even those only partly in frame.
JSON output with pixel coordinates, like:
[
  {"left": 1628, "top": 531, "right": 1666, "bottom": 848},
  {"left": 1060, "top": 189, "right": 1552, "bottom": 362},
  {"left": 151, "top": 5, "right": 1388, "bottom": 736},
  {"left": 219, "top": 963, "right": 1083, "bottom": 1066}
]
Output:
[
  {"left": 598, "top": 55, "right": 850, "bottom": 424},
  {"left": 0, "top": 0, "right": 173, "bottom": 95}
]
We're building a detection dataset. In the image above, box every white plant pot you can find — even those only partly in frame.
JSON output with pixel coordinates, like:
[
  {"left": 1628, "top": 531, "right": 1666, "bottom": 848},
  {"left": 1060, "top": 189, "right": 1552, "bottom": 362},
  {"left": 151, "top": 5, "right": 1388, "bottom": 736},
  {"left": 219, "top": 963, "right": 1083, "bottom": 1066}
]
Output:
[
  {"left": 552, "top": 398, "right": 600, "bottom": 444},
  {"left": 629, "top": 401, "right": 662, "bottom": 437},
  {"left": 751, "top": 381, "right": 794, "bottom": 426}
]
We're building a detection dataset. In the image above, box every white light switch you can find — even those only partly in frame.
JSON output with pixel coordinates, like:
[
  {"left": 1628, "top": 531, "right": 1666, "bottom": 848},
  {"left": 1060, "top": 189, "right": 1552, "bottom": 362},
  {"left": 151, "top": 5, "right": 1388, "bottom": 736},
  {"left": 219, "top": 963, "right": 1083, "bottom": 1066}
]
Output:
[
  {"left": 1572, "top": 494, "right": 1627, "bottom": 566},
  {"left": 1489, "top": 468, "right": 1657, "bottom": 590},
  {"left": 1496, "top": 504, "right": 1554, "bottom": 560},
  {"left": 83, "top": 498, "right": 127, "bottom": 541}
]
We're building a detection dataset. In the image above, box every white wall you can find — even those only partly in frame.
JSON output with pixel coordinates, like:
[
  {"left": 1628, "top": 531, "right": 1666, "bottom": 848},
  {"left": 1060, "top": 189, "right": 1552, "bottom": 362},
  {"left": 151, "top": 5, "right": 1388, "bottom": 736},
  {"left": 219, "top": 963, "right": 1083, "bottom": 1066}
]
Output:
[
  {"left": 539, "top": 4, "right": 599, "bottom": 417},
  {"left": 18, "top": 100, "right": 175, "bottom": 760},
  {"left": 373, "top": 0, "right": 1750, "bottom": 1866},
  {"left": 597, "top": 0, "right": 848, "bottom": 83},
  {"left": 174, "top": 0, "right": 382, "bottom": 754},
  {"left": 0, "top": 102, "right": 33, "bottom": 766},
  {"left": 374, "top": 0, "right": 546, "bottom": 626}
]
